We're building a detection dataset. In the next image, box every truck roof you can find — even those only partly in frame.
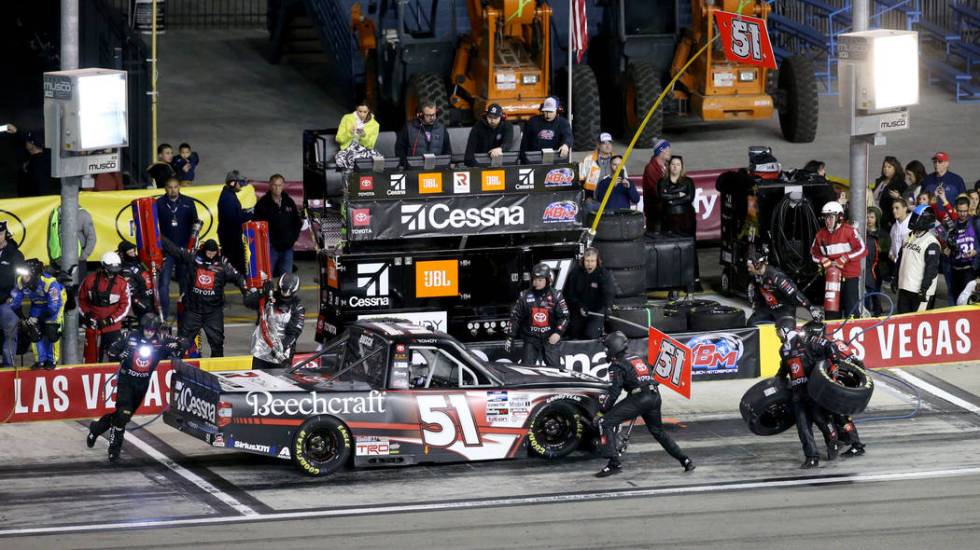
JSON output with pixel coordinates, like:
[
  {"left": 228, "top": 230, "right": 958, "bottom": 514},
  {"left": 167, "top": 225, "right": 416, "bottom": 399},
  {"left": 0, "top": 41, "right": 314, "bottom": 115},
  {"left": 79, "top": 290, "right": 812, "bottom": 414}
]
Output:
[{"left": 352, "top": 319, "right": 447, "bottom": 342}]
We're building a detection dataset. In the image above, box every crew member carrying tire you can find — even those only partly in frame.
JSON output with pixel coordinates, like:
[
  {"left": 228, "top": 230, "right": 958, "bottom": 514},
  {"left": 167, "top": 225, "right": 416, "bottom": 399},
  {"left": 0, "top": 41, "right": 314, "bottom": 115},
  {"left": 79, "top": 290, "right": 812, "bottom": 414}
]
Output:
[
  {"left": 565, "top": 248, "right": 615, "bottom": 340},
  {"left": 505, "top": 263, "right": 569, "bottom": 368},
  {"left": 117, "top": 241, "right": 155, "bottom": 320},
  {"left": 776, "top": 317, "right": 838, "bottom": 468},
  {"left": 811, "top": 201, "right": 867, "bottom": 319},
  {"left": 161, "top": 237, "right": 252, "bottom": 357},
  {"left": 746, "top": 246, "right": 822, "bottom": 325},
  {"left": 248, "top": 272, "right": 305, "bottom": 369},
  {"left": 9, "top": 258, "right": 64, "bottom": 370},
  {"left": 893, "top": 204, "right": 941, "bottom": 314},
  {"left": 594, "top": 331, "right": 694, "bottom": 477},
  {"left": 79, "top": 252, "right": 131, "bottom": 363},
  {"left": 86, "top": 313, "right": 185, "bottom": 462}
]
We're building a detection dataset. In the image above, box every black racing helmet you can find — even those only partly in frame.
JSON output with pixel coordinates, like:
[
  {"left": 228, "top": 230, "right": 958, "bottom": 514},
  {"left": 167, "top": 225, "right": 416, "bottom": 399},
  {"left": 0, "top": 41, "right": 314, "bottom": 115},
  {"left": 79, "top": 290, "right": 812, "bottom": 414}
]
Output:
[
  {"left": 746, "top": 244, "right": 770, "bottom": 270},
  {"left": 775, "top": 316, "right": 797, "bottom": 342},
  {"left": 531, "top": 262, "right": 552, "bottom": 285},
  {"left": 18, "top": 258, "right": 44, "bottom": 283},
  {"left": 801, "top": 320, "right": 826, "bottom": 344},
  {"left": 276, "top": 272, "right": 300, "bottom": 298},
  {"left": 603, "top": 331, "right": 629, "bottom": 358},
  {"left": 908, "top": 204, "right": 937, "bottom": 233}
]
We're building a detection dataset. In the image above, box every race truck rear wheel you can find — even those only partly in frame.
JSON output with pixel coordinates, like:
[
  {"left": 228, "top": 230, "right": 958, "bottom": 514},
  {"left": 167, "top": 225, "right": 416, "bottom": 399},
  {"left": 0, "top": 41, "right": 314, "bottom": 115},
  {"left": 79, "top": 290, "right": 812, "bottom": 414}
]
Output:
[
  {"left": 808, "top": 359, "right": 874, "bottom": 415},
  {"left": 292, "top": 416, "right": 352, "bottom": 477},
  {"left": 740, "top": 377, "right": 795, "bottom": 436},
  {"left": 528, "top": 401, "right": 584, "bottom": 459}
]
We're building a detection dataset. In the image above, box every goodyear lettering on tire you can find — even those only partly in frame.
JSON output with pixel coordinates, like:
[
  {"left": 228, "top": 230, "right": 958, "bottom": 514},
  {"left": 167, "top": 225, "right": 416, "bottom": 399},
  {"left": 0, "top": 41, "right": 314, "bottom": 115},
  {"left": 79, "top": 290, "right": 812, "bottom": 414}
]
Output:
[{"left": 294, "top": 429, "right": 320, "bottom": 476}]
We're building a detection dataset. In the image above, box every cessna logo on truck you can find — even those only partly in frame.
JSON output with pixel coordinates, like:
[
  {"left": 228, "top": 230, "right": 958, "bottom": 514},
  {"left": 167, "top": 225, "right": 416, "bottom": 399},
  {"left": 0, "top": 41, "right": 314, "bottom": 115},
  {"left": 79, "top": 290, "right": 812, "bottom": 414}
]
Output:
[
  {"left": 349, "top": 262, "right": 390, "bottom": 308},
  {"left": 176, "top": 386, "right": 216, "bottom": 423},
  {"left": 400, "top": 203, "right": 524, "bottom": 231}
]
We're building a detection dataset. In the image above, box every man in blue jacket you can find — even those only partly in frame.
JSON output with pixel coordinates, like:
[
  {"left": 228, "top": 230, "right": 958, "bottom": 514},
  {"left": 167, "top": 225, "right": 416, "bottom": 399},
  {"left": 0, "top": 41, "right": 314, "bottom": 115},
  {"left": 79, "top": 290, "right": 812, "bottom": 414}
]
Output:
[
  {"left": 921, "top": 152, "right": 966, "bottom": 201},
  {"left": 217, "top": 170, "right": 252, "bottom": 273},
  {"left": 156, "top": 177, "right": 198, "bottom": 321},
  {"left": 593, "top": 156, "right": 639, "bottom": 211}
]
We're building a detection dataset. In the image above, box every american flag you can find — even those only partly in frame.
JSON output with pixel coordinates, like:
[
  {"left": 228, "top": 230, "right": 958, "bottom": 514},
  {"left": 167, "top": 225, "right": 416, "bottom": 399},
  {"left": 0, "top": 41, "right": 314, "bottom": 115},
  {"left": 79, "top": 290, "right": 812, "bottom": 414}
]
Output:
[{"left": 571, "top": 0, "right": 588, "bottom": 63}]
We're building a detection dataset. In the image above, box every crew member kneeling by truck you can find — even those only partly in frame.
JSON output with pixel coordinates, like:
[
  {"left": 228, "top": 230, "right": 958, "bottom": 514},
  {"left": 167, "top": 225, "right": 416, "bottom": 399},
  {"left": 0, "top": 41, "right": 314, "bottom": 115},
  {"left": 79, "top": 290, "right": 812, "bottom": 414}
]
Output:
[
  {"left": 86, "top": 313, "right": 185, "bottom": 462},
  {"left": 248, "top": 272, "right": 305, "bottom": 369},
  {"left": 505, "top": 263, "right": 569, "bottom": 368}
]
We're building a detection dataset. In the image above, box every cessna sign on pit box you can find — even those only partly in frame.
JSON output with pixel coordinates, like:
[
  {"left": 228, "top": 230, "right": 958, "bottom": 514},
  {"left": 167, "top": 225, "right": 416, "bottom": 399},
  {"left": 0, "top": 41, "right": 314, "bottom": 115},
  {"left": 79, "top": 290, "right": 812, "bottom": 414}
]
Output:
[{"left": 400, "top": 204, "right": 524, "bottom": 231}]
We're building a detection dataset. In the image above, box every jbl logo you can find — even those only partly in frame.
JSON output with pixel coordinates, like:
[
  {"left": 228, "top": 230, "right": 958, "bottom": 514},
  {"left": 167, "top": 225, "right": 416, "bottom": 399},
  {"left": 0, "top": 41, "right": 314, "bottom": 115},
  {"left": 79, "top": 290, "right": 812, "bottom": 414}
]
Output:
[{"left": 415, "top": 260, "right": 459, "bottom": 298}]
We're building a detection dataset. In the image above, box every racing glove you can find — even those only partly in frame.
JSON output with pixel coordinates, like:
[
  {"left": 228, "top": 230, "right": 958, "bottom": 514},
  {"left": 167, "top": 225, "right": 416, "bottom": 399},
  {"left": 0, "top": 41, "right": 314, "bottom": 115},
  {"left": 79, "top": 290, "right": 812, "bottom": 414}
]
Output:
[{"left": 503, "top": 338, "right": 512, "bottom": 353}]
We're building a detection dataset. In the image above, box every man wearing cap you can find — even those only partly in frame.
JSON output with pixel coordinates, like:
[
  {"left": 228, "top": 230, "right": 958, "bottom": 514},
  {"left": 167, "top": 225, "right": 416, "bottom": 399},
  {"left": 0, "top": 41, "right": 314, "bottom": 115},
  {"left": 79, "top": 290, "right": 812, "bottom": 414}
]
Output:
[
  {"left": 3, "top": 123, "right": 54, "bottom": 197},
  {"left": 579, "top": 132, "right": 616, "bottom": 196},
  {"left": 519, "top": 97, "right": 573, "bottom": 161},
  {"left": 922, "top": 152, "right": 966, "bottom": 202},
  {"left": 642, "top": 139, "right": 671, "bottom": 233},
  {"left": 217, "top": 170, "right": 253, "bottom": 273},
  {"left": 464, "top": 103, "right": 515, "bottom": 167},
  {"left": 156, "top": 177, "right": 199, "bottom": 321},
  {"left": 0, "top": 222, "right": 25, "bottom": 366}
]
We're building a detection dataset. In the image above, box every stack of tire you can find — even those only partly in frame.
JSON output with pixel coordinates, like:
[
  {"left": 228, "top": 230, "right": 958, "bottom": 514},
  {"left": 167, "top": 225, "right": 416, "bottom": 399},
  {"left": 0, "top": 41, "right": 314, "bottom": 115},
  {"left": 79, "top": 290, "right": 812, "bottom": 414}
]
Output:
[
  {"left": 589, "top": 210, "right": 653, "bottom": 337},
  {"left": 664, "top": 299, "right": 747, "bottom": 332},
  {"left": 740, "top": 357, "right": 875, "bottom": 436}
]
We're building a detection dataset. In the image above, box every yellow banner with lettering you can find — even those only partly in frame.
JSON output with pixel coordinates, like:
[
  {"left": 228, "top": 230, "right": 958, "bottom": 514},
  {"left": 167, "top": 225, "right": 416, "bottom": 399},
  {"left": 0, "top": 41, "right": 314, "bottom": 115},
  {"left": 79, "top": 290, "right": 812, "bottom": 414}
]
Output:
[{"left": 0, "top": 184, "right": 256, "bottom": 263}]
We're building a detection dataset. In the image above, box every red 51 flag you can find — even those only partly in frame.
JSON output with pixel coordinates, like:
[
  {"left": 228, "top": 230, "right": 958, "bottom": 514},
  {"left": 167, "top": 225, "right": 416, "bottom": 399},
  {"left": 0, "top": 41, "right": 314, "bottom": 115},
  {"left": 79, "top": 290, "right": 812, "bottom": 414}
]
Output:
[
  {"left": 713, "top": 11, "right": 777, "bottom": 70},
  {"left": 648, "top": 326, "right": 693, "bottom": 399}
]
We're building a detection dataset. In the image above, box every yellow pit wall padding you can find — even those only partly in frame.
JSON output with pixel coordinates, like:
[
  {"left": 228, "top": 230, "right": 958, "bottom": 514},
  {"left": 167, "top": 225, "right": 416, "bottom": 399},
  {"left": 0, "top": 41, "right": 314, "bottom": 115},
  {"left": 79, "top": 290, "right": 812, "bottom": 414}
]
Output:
[{"left": 758, "top": 323, "right": 782, "bottom": 378}]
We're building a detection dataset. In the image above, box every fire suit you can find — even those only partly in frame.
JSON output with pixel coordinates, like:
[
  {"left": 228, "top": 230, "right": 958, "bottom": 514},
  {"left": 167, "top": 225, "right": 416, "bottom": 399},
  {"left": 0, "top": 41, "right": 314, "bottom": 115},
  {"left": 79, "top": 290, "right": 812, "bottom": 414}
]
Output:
[
  {"left": 811, "top": 222, "right": 867, "bottom": 319},
  {"left": 597, "top": 354, "right": 689, "bottom": 468},
  {"left": 79, "top": 270, "right": 131, "bottom": 363},
  {"left": 88, "top": 331, "right": 185, "bottom": 460},
  {"left": 508, "top": 286, "right": 569, "bottom": 367},
  {"left": 9, "top": 273, "right": 65, "bottom": 366},
  {"left": 748, "top": 265, "right": 816, "bottom": 325},
  {"left": 162, "top": 237, "right": 247, "bottom": 357},
  {"left": 778, "top": 333, "right": 838, "bottom": 461},
  {"left": 248, "top": 289, "right": 305, "bottom": 369}
]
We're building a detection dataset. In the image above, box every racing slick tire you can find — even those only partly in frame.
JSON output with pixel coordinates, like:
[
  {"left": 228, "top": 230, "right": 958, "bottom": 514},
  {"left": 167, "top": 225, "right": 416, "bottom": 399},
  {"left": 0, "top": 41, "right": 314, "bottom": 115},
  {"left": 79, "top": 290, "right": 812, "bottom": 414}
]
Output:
[
  {"left": 807, "top": 359, "right": 874, "bottom": 415},
  {"left": 527, "top": 401, "right": 585, "bottom": 459},
  {"left": 687, "top": 305, "right": 746, "bottom": 331},
  {"left": 595, "top": 240, "right": 644, "bottom": 269},
  {"left": 740, "top": 377, "right": 795, "bottom": 436},
  {"left": 665, "top": 298, "right": 719, "bottom": 323},
  {"left": 610, "top": 266, "right": 646, "bottom": 297},
  {"left": 292, "top": 416, "right": 353, "bottom": 477},
  {"left": 587, "top": 210, "right": 646, "bottom": 242}
]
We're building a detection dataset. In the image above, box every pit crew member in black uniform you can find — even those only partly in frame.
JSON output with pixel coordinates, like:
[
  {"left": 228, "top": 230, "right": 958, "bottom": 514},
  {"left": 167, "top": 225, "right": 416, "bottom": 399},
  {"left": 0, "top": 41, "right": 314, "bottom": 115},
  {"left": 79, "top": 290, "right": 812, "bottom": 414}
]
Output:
[
  {"left": 595, "top": 331, "right": 694, "bottom": 477},
  {"left": 86, "top": 313, "right": 185, "bottom": 461},
  {"left": 161, "top": 237, "right": 251, "bottom": 357},
  {"left": 746, "top": 246, "right": 822, "bottom": 325},
  {"left": 799, "top": 320, "right": 866, "bottom": 457},
  {"left": 248, "top": 272, "right": 305, "bottom": 369},
  {"left": 505, "top": 263, "right": 569, "bottom": 367},
  {"left": 776, "top": 317, "right": 838, "bottom": 468},
  {"left": 565, "top": 248, "right": 615, "bottom": 340},
  {"left": 117, "top": 241, "right": 155, "bottom": 320}
]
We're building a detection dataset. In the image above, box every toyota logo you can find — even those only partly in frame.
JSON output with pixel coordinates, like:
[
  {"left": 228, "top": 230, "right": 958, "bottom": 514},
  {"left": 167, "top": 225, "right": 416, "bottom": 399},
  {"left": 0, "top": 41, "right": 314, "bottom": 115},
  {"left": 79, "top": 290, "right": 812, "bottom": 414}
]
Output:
[
  {"left": 198, "top": 273, "right": 214, "bottom": 284},
  {"left": 354, "top": 212, "right": 368, "bottom": 223},
  {"left": 115, "top": 194, "right": 215, "bottom": 245},
  {"left": 0, "top": 209, "right": 26, "bottom": 247},
  {"left": 533, "top": 312, "right": 547, "bottom": 323}
]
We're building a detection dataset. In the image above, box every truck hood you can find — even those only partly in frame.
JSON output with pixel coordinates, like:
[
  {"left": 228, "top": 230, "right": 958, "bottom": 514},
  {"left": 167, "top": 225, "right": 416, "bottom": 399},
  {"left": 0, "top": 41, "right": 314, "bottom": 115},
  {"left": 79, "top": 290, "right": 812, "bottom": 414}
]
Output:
[{"left": 483, "top": 363, "right": 608, "bottom": 388}]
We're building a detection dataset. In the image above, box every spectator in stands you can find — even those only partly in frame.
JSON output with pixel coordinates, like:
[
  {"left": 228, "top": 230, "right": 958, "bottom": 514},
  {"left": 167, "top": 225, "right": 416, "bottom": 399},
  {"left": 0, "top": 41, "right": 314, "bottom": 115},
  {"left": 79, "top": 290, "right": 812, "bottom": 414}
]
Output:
[
  {"left": 948, "top": 196, "right": 977, "bottom": 306},
  {"left": 889, "top": 199, "right": 911, "bottom": 269},
  {"left": 464, "top": 103, "right": 514, "bottom": 167},
  {"left": 47, "top": 205, "right": 96, "bottom": 281},
  {"left": 335, "top": 100, "right": 382, "bottom": 169},
  {"left": 803, "top": 160, "right": 827, "bottom": 178},
  {"left": 519, "top": 97, "right": 572, "bottom": 160},
  {"left": 922, "top": 152, "right": 966, "bottom": 201},
  {"left": 593, "top": 156, "right": 639, "bottom": 211},
  {"left": 904, "top": 160, "right": 928, "bottom": 207},
  {"left": 968, "top": 189, "right": 979, "bottom": 217},
  {"left": 564, "top": 248, "right": 614, "bottom": 340},
  {"left": 395, "top": 101, "right": 452, "bottom": 164},
  {"left": 642, "top": 139, "right": 671, "bottom": 233},
  {"left": 0, "top": 221, "right": 25, "bottom": 367},
  {"left": 3, "top": 124, "right": 54, "bottom": 197},
  {"left": 579, "top": 132, "right": 615, "bottom": 197},
  {"left": 874, "top": 156, "right": 907, "bottom": 228},
  {"left": 147, "top": 143, "right": 177, "bottom": 189},
  {"left": 916, "top": 191, "right": 931, "bottom": 207},
  {"left": 658, "top": 156, "right": 696, "bottom": 237},
  {"left": 865, "top": 207, "right": 884, "bottom": 316},
  {"left": 253, "top": 174, "right": 302, "bottom": 277},
  {"left": 172, "top": 143, "right": 199, "bottom": 186},
  {"left": 156, "top": 177, "right": 199, "bottom": 321},
  {"left": 217, "top": 170, "right": 252, "bottom": 273}
]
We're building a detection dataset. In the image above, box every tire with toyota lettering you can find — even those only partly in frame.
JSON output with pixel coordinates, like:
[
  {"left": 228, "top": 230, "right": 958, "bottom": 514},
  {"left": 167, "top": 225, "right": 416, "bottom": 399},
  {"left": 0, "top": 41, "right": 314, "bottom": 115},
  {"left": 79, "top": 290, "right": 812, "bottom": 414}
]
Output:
[
  {"left": 527, "top": 401, "right": 584, "bottom": 458},
  {"left": 292, "top": 416, "right": 352, "bottom": 477},
  {"left": 740, "top": 377, "right": 795, "bottom": 436},
  {"left": 807, "top": 359, "right": 874, "bottom": 415}
]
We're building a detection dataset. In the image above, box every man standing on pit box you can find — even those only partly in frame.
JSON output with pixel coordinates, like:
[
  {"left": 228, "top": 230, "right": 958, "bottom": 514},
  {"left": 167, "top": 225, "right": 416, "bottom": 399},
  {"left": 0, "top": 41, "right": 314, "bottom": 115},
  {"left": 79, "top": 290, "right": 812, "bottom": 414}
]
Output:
[{"left": 253, "top": 174, "right": 302, "bottom": 277}]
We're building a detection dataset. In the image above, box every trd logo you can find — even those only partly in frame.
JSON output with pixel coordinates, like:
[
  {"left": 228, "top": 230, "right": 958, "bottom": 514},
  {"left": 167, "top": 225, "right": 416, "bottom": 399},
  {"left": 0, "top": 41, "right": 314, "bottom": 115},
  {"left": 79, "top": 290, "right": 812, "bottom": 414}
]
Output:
[{"left": 356, "top": 262, "right": 389, "bottom": 296}]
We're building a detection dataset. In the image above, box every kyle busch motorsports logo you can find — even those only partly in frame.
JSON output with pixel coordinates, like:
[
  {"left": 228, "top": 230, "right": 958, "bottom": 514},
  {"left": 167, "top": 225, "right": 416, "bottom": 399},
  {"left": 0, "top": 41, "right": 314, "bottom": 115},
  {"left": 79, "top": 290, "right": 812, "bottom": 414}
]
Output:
[{"left": 400, "top": 203, "right": 524, "bottom": 231}]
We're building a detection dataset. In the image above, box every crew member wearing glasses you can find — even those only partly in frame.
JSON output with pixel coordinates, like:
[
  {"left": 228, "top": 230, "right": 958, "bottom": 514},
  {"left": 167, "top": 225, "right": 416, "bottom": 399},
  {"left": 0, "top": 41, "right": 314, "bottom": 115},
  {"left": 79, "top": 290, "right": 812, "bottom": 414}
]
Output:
[{"left": 395, "top": 100, "right": 452, "bottom": 166}]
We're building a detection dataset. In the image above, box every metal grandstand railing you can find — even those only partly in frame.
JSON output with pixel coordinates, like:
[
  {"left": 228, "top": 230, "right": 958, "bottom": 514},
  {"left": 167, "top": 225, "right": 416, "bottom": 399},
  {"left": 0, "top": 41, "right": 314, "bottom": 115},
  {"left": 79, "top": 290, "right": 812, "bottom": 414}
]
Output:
[{"left": 107, "top": 0, "right": 266, "bottom": 29}]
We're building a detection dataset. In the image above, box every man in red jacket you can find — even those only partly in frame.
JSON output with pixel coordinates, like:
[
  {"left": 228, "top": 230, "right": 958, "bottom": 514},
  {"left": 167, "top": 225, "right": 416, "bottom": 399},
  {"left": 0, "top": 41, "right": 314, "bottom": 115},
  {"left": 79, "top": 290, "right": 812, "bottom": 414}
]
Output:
[
  {"left": 641, "top": 139, "right": 671, "bottom": 233},
  {"left": 79, "top": 252, "right": 131, "bottom": 362},
  {"left": 811, "top": 201, "right": 867, "bottom": 319}
]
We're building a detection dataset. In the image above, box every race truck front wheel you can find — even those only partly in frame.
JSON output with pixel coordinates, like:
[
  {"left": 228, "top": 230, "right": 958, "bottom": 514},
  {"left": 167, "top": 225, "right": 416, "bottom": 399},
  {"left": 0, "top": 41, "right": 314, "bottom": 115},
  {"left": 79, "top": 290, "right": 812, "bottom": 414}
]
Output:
[
  {"left": 292, "top": 416, "right": 352, "bottom": 477},
  {"left": 528, "top": 401, "right": 584, "bottom": 459}
]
